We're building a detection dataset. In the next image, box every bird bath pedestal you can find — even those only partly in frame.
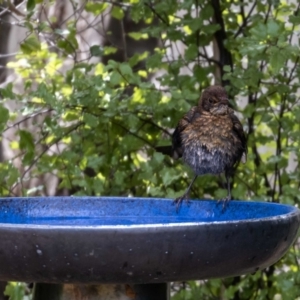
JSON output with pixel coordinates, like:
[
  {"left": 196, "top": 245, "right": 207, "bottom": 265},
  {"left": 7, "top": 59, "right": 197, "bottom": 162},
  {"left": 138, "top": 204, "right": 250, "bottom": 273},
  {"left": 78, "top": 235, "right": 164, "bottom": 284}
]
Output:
[{"left": 0, "top": 197, "right": 299, "bottom": 300}]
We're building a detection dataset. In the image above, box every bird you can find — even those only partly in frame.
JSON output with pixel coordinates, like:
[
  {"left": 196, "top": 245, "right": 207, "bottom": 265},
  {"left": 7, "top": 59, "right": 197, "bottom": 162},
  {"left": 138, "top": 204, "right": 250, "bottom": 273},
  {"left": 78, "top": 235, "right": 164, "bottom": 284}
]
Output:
[{"left": 157, "top": 85, "right": 247, "bottom": 211}]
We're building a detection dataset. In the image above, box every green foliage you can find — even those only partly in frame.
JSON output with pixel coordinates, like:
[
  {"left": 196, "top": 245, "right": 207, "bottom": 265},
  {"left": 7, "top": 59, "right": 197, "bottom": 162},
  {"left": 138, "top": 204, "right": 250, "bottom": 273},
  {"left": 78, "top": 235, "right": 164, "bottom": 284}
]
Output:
[
  {"left": 1, "top": 0, "right": 300, "bottom": 299},
  {"left": 4, "top": 282, "right": 31, "bottom": 300}
]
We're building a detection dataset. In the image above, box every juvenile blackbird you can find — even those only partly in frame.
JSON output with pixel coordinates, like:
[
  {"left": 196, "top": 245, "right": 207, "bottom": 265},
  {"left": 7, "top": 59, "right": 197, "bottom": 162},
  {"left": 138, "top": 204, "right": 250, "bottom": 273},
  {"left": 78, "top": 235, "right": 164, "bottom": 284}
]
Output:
[{"left": 159, "top": 86, "right": 247, "bottom": 210}]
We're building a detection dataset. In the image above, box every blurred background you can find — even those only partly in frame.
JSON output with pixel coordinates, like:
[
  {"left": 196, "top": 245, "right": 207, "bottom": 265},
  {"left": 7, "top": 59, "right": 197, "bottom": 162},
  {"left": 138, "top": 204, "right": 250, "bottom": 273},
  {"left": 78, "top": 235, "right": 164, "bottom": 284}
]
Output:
[{"left": 0, "top": 0, "right": 300, "bottom": 299}]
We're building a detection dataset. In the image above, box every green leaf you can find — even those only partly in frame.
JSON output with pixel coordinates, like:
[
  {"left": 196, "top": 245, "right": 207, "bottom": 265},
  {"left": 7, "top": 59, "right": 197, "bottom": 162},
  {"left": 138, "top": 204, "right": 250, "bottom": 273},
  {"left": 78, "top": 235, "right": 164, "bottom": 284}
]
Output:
[
  {"left": 23, "top": 151, "right": 35, "bottom": 164},
  {"left": 129, "top": 52, "right": 149, "bottom": 67},
  {"left": 269, "top": 47, "right": 286, "bottom": 74},
  {"left": 289, "top": 15, "right": 300, "bottom": 25},
  {"left": 20, "top": 35, "right": 41, "bottom": 54},
  {"left": 83, "top": 113, "right": 99, "bottom": 128},
  {"left": 4, "top": 283, "right": 26, "bottom": 300},
  {"left": 90, "top": 45, "right": 102, "bottom": 57},
  {"left": 85, "top": 2, "right": 108, "bottom": 14},
  {"left": 19, "top": 130, "right": 35, "bottom": 151},
  {"left": 119, "top": 63, "right": 133, "bottom": 76},
  {"left": 111, "top": 6, "right": 125, "bottom": 20},
  {"left": 200, "top": 4, "right": 214, "bottom": 19},
  {"left": 223, "top": 65, "right": 232, "bottom": 72},
  {"left": 185, "top": 44, "right": 198, "bottom": 60},
  {"left": 103, "top": 46, "right": 118, "bottom": 55},
  {"left": 146, "top": 52, "right": 163, "bottom": 69},
  {"left": 161, "top": 169, "right": 180, "bottom": 186},
  {"left": 0, "top": 104, "right": 9, "bottom": 132},
  {"left": 267, "top": 19, "right": 281, "bottom": 37},
  {"left": 27, "top": 0, "right": 35, "bottom": 11},
  {"left": 110, "top": 71, "right": 122, "bottom": 86},
  {"left": 0, "top": 83, "right": 14, "bottom": 99},
  {"left": 57, "top": 40, "right": 75, "bottom": 54},
  {"left": 128, "top": 32, "right": 149, "bottom": 40},
  {"left": 6, "top": 165, "right": 19, "bottom": 187},
  {"left": 185, "top": 19, "right": 203, "bottom": 32},
  {"left": 36, "top": 83, "right": 55, "bottom": 105},
  {"left": 250, "top": 22, "right": 267, "bottom": 40},
  {"left": 203, "top": 24, "right": 220, "bottom": 35}
]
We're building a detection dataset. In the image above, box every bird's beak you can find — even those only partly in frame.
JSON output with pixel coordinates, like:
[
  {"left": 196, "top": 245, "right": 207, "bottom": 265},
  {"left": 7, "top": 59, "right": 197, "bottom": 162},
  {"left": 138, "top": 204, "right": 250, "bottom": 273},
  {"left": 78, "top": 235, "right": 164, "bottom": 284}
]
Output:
[
  {"left": 210, "top": 98, "right": 229, "bottom": 115},
  {"left": 219, "top": 98, "right": 229, "bottom": 106}
]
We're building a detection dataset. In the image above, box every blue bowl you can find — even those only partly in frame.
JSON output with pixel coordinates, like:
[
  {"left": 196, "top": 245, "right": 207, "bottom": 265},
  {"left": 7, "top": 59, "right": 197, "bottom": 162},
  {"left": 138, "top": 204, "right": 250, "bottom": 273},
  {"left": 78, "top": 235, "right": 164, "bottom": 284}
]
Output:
[{"left": 0, "top": 197, "right": 299, "bottom": 283}]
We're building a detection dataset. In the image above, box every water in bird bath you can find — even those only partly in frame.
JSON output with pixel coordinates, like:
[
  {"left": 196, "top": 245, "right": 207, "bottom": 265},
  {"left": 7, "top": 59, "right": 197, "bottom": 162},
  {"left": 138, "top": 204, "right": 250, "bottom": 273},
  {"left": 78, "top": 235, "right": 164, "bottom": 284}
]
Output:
[{"left": 0, "top": 215, "right": 210, "bottom": 226}]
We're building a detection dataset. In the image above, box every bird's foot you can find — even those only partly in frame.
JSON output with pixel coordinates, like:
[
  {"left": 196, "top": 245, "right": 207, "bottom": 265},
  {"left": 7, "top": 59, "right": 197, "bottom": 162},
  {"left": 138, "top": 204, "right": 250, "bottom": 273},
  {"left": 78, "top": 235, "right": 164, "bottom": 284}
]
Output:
[
  {"left": 173, "top": 194, "right": 190, "bottom": 213},
  {"left": 217, "top": 195, "right": 231, "bottom": 212}
]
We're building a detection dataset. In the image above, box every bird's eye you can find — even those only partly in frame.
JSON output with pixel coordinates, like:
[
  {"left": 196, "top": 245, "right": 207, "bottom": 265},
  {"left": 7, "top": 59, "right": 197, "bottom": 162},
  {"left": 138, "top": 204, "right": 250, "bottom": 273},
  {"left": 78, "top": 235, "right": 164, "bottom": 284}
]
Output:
[{"left": 208, "top": 98, "right": 213, "bottom": 104}]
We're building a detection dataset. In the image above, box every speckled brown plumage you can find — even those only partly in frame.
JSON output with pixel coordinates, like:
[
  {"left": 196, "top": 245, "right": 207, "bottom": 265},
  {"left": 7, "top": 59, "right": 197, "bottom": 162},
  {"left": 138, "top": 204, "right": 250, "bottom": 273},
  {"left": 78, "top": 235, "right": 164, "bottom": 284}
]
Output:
[{"left": 172, "top": 85, "right": 247, "bottom": 211}]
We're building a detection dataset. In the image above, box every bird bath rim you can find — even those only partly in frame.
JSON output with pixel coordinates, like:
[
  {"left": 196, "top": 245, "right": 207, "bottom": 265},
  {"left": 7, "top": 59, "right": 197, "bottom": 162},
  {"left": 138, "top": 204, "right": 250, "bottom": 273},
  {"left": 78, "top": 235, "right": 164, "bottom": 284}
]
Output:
[{"left": 0, "top": 197, "right": 298, "bottom": 229}]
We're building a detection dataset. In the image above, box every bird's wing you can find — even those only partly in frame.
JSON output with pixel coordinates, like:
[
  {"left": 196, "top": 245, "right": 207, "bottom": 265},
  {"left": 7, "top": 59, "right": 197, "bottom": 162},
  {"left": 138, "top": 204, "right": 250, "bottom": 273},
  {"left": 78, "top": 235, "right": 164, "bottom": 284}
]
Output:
[
  {"left": 229, "top": 110, "right": 247, "bottom": 163},
  {"left": 172, "top": 106, "right": 198, "bottom": 159}
]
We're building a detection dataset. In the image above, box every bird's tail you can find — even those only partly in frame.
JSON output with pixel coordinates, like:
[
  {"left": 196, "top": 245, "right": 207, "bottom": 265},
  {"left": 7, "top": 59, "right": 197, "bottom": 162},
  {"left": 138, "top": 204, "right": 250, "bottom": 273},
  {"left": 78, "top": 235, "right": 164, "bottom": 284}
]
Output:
[
  {"left": 155, "top": 145, "right": 181, "bottom": 159},
  {"left": 155, "top": 145, "right": 173, "bottom": 156}
]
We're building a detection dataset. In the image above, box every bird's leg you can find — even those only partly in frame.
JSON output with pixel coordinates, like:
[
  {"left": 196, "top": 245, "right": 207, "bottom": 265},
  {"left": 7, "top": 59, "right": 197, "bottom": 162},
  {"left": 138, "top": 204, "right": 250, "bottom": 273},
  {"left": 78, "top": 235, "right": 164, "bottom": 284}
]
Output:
[
  {"left": 174, "top": 175, "right": 198, "bottom": 212},
  {"left": 218, "top": 172, "right": 232, "bottom": 210}
]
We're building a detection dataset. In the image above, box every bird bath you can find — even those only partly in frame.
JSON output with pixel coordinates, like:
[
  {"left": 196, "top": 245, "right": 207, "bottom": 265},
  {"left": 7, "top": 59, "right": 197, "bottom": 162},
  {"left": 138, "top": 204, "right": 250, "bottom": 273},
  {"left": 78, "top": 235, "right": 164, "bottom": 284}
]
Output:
[{"left": 0, "top": 197, "right": 299, "bottom": 300}]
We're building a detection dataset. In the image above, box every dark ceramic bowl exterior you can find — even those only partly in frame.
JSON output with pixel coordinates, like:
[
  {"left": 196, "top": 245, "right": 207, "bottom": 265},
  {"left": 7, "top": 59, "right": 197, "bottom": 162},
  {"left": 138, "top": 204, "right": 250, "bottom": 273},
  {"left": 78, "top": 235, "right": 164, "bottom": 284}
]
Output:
[{"left": 0, "top": 197, "right": 299, "bottom": 284}]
